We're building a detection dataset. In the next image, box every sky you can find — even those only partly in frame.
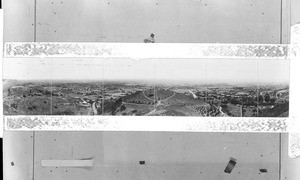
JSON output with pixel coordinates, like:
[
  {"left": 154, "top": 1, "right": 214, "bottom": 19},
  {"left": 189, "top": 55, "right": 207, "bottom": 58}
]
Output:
[{"left": 3, "top": 58, "right": 289, "bottom": 84}]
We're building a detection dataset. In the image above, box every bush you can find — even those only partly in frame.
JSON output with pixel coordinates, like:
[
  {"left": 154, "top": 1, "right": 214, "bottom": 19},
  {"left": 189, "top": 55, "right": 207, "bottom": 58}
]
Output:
[
  {"left": 55, "top": 109, "right": 75, "bottom": 115},
  {"left": 120, "top": 104, "right": 126, "bottom": 111},
  {"left": 11, "top": 103, "right": 18, "bottom": 109},
  {"left": 97, "top": 107, "right": 102, "bottom": 115}
]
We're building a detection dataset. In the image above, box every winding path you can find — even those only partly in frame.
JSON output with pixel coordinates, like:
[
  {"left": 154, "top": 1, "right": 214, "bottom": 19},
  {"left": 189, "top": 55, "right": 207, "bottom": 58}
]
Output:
[
  {"left": 188, "top": 90, "right": 198, "bottom": 99},
  {"left": 142, "top": 90, "right": 176, "bottom": 102},
  {"left": 144, "top": 90, "right": 176, "bottom": 116}
]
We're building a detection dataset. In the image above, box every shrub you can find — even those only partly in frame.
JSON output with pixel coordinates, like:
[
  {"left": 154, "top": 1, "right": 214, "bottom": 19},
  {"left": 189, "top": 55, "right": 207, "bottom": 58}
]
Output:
[{"left": 11, "top": 103, "right": 18, "bottom": 109}]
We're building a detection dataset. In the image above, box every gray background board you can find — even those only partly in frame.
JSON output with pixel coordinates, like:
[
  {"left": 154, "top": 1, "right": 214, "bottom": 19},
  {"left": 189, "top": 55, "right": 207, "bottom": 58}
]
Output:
[
  {"left": 3, "top": 0, "right": 35, "bottom": 42},
  {"left": 5, "top": 131, "right": 300, "bottom": 180},
  {"left": 281, "top": 133, "right": 300, "bottom": 180},
  {"left": 33, "top": 131, "right": 280, "bottom": 180},
  {"left": 3, "top": 131, "right": 34, "bottom": 180},
  {"left": 3, "top": 0, "right": 300, "bottom": 180},
  {"left": 3, "top": 0, "right": 294, "bottom": 43},
  {"left": 291, "top": 0, "right": 300, "bottom": 25},
  {"left": 34, "top": 0, "right": 281, "bottom": 43}
]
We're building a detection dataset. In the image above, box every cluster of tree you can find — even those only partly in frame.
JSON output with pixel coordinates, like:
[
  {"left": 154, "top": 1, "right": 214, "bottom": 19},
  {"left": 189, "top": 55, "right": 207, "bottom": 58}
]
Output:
[
  {"left": 156, "top": 96, "right": 170, "bottom": 101},
  {"left": 10, "top": 103, "right": 18, "bottom": 109},
  {"left": 206, "top": 105, "right": 220, "bottom": 116},
  {"left": 55, "top": 109, "right": 75, "bottom": 115},
  {"left": 220, "top": 104, "right": 227, "bottom": 109},
  {"left": 97, "top": 98, "right": 124, "bottom": 115},
  {"left": 256, "top": 94, "right": 276, "bottom": 105},
  {"left": 7, "top": 89, "right": 11, "bottom": 96},
  {"left": 147, "top": 93, "right": 154, "bottom": 97},
  {"left": 120, "top": 104, "right": 126, "bottom": 111},
  {"left": 220, "top": 104, "right": 234, "bottom": 117},
  {"left": 228, "top": 97, "right": 256, "bottom": 106},
  {"left": 258, "top": 102, "right": 289, "bottom": 117},
  {"left": 28, "top": 105, "right": 37, "bottom": 111},
  {"left": 97, "top": 107, "right": 102, "bottom": 115},
  {"left": 128, "top": 100, "right": 153, "bottom": 105},
  {"left": 230, "top": 98, "right": 240, "bottom": 105},
  {"left": 195, "top": 91, "right": 205, "bottom": 97},
  {"left": 240, "top": 97, "right": 256, "bottom": 106}
]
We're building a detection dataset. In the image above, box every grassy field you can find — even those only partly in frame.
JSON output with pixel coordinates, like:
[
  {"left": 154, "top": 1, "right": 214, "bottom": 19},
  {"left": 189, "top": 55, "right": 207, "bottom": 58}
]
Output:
[
  {"left": 122, "top": 91, "right": 154, "bottom": 105},
  {"left": 163, "top": 93, "right": 205, "bottom": 106},
  {"left": 115, "top": 103, "right": 155, "bottom": 116},
  {"left": 4, "top": 96, "right": 52, "bottom": 115},
  {"left": 222, "top": 104, "right": 242, "bottom": 117},
  {"left": 154, "top": 88, "right": 174, "bottom": 101},
  {"left": 258, "top": 102, "right": 289, "bottom": 117},
  {"left": 153, "top": 91, "right": 208, "bottom": 116},
  {"left": 242, "top": 106, "right": 257, "bottom": 117}
]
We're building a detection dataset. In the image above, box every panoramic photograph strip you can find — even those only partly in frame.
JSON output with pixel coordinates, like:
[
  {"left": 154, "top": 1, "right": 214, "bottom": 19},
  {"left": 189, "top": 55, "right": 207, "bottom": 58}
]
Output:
[{"left": 3, "top": 58, "right": 289, "bottom": 117}]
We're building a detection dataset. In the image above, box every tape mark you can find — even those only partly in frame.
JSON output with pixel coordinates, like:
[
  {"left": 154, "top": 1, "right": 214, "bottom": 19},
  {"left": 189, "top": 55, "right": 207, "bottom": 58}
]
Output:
[
  {"left": 4, "top": 116, "right": 288, "bottom": 132},
  {"left": 224, "top": 158, "right": 237, "bottom": 174},
  {"left": 288, "top": 133, "right": 300, "bottom": 158},
  {"left": 4, "top": 43, "right": 288, "bottom": 59},
  {"left": 41, "top": 160, "right": 94, "bottom": 167},
  {"left": 259, "top": 168, "right": 268, "bottom": 173},
  {"left": 139, "top": 161, "right": 146, "bottom": 165}
]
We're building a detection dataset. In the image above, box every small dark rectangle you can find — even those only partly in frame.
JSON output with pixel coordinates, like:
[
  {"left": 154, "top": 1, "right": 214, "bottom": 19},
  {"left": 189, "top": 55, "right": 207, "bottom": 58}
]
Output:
[
  {"left": 259, "top": 169, "right": 268, "bottom": 173},
  {"left": 139, "top": 161, "right": 146, "bottom": 165},
  {"left": 224, "top": 159, "right": 237, "bottom": 174}
]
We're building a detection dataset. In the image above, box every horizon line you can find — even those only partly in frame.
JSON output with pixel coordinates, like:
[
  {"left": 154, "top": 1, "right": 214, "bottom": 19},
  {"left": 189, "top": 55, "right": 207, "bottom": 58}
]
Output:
[{"left": 3, "top": 79, "right": 290, "bottom": 85}]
